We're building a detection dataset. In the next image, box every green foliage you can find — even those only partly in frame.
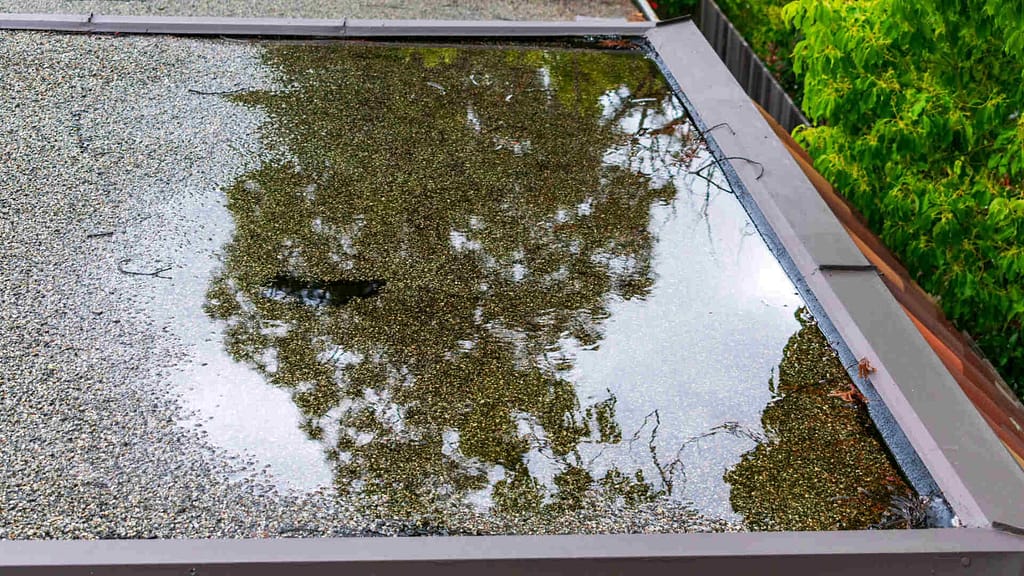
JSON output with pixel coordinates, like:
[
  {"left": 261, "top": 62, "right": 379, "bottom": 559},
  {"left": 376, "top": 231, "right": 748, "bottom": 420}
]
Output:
[{"left": 784, "top": 0, "right": 1024, "bottom": 393}]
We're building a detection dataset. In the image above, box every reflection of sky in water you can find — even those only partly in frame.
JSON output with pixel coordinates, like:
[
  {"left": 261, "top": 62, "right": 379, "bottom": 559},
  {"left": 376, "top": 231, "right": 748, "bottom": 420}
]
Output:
[
  {"left": 559, "top": 179, "right": 801, "bottom": 522},
  {"left": 178, "top": 49, "right": 805, "bottom": 522},
  {"left": 496, "top": 90, "right": 803, "bottom": 521},
  {"left": 561, "top": 93, "right": 798, "bottom": 516},
  {"left": 176, "top": 347, "right": 332, "bottom": 491},
  {"left": 153, "top": 162, "right": 334, "bottom": 493}
]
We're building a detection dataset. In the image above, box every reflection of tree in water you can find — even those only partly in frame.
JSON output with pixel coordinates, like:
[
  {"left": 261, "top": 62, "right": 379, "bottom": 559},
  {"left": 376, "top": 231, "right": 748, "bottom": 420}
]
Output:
[
  {"left": 205, "top": 44, "right": 712, "bottom": 528},
  {"left": 724, "top": 308, "right": 915, "bottom": 531}
]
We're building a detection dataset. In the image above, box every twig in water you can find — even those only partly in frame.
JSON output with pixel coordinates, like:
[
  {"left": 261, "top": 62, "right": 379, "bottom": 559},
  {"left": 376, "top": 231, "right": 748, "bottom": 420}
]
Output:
[
  {"left": 278, "top": 525, "right": 322, "bottom": 536},
  {"left": 732, "top": 155, "right": 766, "bottom": 179},
  {"left": 690, "top": 169, "right": 734, "bottom": 195},
  {"left": 188, "top": 87, "right": 246, "bottom": 96},
  {"left": 86, "top": 231, "right": 115, "bottom": 239},
  {"left": 117, "top": 258, "right": 172, "bottom": 279},
  {"left": 693, "top": 155, "right": 766, "bottom": 181}
]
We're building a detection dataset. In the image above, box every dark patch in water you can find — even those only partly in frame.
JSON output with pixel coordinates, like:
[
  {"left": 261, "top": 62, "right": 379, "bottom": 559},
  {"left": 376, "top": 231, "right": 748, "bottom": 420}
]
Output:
[{"left": 263, "top": 275, "right": 385, "bottom": 307}]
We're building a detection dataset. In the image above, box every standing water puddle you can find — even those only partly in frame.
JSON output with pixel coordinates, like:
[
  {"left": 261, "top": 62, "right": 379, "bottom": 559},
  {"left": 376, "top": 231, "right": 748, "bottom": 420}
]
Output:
[
  {"left": 186, "top": 43, "right": 918, "bottom": 532},
  {"left": 0, "top": 36, "right": 923, "bottom": 537}
]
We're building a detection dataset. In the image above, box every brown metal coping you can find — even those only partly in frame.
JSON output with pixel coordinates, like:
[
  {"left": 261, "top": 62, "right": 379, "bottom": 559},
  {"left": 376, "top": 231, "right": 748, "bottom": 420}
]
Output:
[{"left": 755, "top": 103, "right": 1024, "bottom": 472}]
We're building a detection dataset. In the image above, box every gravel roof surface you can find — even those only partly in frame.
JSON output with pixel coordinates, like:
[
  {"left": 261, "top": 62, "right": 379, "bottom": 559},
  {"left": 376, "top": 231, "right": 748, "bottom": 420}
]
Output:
[
  {"left": 0, "top": 0, "right": 634, "bottom": 20},
  {"left": 0, "top": 31, "right": 345, "bottom": 539},
  {"left": 0, "top": 31, "right": 733, "bottom": 539}
]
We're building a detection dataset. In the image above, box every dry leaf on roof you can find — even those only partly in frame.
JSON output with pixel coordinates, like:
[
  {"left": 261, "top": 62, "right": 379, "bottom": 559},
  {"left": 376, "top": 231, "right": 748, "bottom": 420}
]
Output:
[
  {"left": 830, "top": 383, "right": 868, "bottom": 404},
  {"left": 858, "top": 357, "right": 876, "bottom": 380}
]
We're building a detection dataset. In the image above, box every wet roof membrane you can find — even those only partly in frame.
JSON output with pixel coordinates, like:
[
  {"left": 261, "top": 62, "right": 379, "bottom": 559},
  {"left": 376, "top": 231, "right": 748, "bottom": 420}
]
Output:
[{"left": 0, "top": 37, "right": 919, "bottom": 538}]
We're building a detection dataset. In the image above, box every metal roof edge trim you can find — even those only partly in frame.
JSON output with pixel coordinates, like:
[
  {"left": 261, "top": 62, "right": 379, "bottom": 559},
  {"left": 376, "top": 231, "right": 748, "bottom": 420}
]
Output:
[
  {"left": 90, "top": 14, "right": 346, "bottom": 35},
  {"left": 343, "top": 19, "right": 652, "bottom": 36},
  {"left": 645, "top": 20, "right": 1024, "bottom": 531},
  {"left": 0, "top": 12, "right": 90, "bottom": 31},
  {"left": 0, "top": 13, "right": 654, "bottom": 36},
  {"left": 632, "top": 0, "right": 660, "bottom": 23},
  {"left": 1, "top": 529, "right": 1023, "bottom": 573}
]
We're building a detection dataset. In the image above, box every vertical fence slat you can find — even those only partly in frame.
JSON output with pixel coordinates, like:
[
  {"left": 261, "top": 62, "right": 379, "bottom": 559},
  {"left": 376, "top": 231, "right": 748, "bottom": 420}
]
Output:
[{"left": 689, "top": 0, "right": 808, "bottom": 132}]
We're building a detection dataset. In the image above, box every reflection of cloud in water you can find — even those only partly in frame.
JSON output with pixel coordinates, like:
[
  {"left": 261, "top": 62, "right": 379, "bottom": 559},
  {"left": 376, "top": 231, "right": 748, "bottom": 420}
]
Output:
[
  {"left": 558, "top": 194, "right": 802, "bottom": 520},
  {"left": 175, "top": 350, "right": 333, "bottom": 492}
]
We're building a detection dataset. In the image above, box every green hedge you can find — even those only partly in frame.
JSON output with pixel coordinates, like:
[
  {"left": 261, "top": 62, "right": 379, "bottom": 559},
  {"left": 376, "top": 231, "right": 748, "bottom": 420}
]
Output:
[
  {"left": 711, "top": 0, "right": 1024, "bottom": 395},
  {"left": 781, "top": 0, "right": 1024, "bottom": 394}
]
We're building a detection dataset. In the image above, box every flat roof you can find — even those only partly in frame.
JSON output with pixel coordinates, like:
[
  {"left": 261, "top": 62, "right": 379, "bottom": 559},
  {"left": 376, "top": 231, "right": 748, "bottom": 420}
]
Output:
[
  {"left": 2, "top": 29, "right": 911, "bottom": 536},
  {"left": 1, "top": 12, "right": 1023, "bottom": 574}
]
